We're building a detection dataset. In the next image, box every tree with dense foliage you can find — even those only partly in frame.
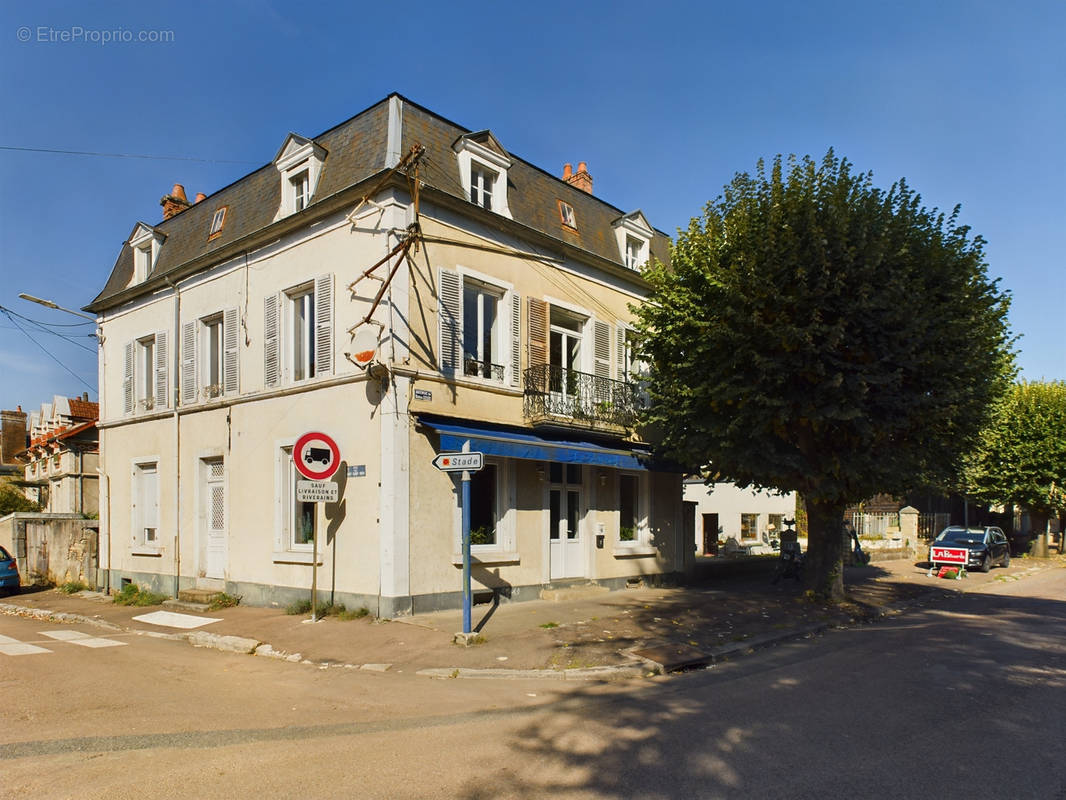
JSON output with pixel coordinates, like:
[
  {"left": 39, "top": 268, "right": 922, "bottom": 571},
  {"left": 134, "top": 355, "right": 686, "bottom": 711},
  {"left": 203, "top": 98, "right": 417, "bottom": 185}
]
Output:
[
  {"left": 964, "top": 380, "right": 1066, "bottom": 525},
  {"left": 635, "top": 151, "right": 1014, "bottom": 600},
  {"left": 0, "top": 481, "right": 40, "bottom": 515}
]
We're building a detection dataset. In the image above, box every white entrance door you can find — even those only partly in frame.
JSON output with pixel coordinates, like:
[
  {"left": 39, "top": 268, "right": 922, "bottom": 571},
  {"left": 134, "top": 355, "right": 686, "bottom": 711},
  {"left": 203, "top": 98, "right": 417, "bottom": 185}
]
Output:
[
  {"left": 549, "top": 464, "right": 584, "bottom": 579},
  {"left": 203, "top": 460, "right": 227, "bottom": 579}
]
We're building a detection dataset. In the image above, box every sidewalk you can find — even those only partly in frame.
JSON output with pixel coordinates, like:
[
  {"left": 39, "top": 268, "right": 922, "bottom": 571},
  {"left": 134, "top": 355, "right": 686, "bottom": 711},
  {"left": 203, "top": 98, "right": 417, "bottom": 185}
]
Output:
[{"left": 2, "top": 557, "right": 1056, "bottom": 678}]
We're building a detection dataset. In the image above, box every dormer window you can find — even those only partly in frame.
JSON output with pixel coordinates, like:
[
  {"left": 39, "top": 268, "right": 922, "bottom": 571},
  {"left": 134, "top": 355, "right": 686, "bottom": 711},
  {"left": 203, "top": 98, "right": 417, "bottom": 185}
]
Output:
[
  {"left": 127, "top": 222, "right": 164, "bottom": 285},
  {"left": 469, "top": 165, "right": 496, "bottom": 209},
  {"left": 291, "top": 171, "right": 310, "bottom": 212},
  {"left": 625, "top": 236, "right": 644, "bottom": 270},
  {"left": 612, "top": 211, "right": 654, "bottom": 272},
  {"left": 273, "top": 134, "right": 326, "bottom": 220},
  {"left": 453, "top": 131, "right": 513, "bottom": 219},
  {"left": 208, "top": 207, "right": 227, "bottom": 239}
]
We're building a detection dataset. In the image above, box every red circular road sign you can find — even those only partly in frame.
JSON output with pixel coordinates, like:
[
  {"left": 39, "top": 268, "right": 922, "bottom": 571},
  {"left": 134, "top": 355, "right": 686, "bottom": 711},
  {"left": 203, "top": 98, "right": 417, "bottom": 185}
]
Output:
[{"left": 293, "top": 431, "right": 340, "bottom": 481}]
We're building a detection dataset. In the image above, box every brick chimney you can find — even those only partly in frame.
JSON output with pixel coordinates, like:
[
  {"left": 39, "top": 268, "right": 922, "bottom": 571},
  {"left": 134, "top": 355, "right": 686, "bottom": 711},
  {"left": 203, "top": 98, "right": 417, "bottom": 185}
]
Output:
[
  {"left": 194, "top": 192, "right": 207, "bottom": 203},
  {"left": 563, "top": 162, "right": 593, "bottom": 194},
  {"left": 0, "top": 408, "right": 28, "bottom": 466},
  {"left": 160, "top": 183, "right": 191, "bottom": 219}
]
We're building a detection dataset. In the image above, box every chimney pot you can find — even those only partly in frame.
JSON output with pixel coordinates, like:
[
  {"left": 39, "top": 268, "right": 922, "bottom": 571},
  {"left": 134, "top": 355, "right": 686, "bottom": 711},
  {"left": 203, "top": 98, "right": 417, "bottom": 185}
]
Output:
[
  {"left": 564, "top": 161, "right": 593, "bottom": 195},
  {"left": 161, "top": 182, "right": 192, "bottom": 220},
  {"left": 171, "top": 184, "right": 188, "bottom": 202},
  {"left": 562, "top": 163, "right": 573, "bottom": 180},
  {"left": 194, "top": 192, "right": 206, "bottom": 203}
]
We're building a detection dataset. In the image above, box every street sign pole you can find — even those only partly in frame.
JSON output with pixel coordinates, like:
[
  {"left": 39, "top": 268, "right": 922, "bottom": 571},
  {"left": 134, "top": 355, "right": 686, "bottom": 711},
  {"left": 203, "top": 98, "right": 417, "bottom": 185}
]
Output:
[
  {"left": 311, "top": 526, "right": 319, "bottom": 623},
  {"left": 461, "top": 441, "right": 472, "bottom": 634}
]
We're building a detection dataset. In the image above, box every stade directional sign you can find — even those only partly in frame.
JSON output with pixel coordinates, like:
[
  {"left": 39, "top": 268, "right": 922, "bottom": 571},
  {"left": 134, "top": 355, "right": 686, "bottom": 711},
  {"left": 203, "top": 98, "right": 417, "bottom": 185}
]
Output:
[{"left": 432, "top": 451, "right": 484, "bottom": 472}]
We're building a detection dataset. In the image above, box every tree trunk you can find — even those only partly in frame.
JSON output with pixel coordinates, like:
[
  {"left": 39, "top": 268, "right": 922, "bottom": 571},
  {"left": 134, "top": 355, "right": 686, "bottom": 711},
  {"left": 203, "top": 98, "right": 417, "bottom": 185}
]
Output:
[{"left": 803, "top": 497, "right": 846, "bottom": 601}]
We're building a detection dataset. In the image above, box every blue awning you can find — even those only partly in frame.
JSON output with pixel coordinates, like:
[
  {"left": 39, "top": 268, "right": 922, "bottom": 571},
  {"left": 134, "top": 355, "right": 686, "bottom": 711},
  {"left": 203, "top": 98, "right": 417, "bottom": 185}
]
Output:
[{"left": 419, "top": 418, "right": 649, "bottom": 470}]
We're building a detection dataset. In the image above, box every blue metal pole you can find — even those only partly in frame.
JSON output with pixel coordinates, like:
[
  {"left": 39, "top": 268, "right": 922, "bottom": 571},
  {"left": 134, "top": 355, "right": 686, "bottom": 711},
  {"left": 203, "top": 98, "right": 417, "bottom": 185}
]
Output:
[{"left": 461, "top": 472, "right": 472, "bottom": 634}]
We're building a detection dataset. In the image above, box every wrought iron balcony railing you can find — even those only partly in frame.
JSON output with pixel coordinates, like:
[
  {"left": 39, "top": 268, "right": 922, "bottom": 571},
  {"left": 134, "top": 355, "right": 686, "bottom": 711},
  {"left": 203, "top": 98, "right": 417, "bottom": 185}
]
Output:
[
  {"left": 523, "top": 364, "right": 639, "bottom": 428},
  {"left": 464, "top": 357, "right": 505, "bottom": 382}
]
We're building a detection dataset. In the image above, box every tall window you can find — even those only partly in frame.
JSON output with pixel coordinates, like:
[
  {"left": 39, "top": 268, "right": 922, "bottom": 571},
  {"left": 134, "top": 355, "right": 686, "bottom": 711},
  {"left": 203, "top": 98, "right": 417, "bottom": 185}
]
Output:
[
  {"left": 138, "top": 336, "right": 155, "bottom": 409},
  {"left": 469, "top": 165, "right": 495, "bottom": 209},
  {"left": 202, "top": 315, "right": 223, "bottom": 398},
  {"left": 134, "top": 462, "right": 159, "bottom": 547},
  {"left": 463, "top": 282, "right": 501, "bottom": 380},
  {"left": 619, "top": 474, "right": 638, "bottom": 542},
  {"left": 549, "top": 309, "right": 583, "bottom": 399},
  {"left": 281, "top": 445, "right": 315, "bottom": 550},
  {"left": 291, "top": 171, "right": 310, "bottom": 212},
  {"left": 625, "top": 236, "right": 643, "bottom": 270},
  {"left": 289, "top": 286, "right": 315, "bottom": 381},
  {"left": 469, "top": 463, "right": 498, "bottom": 546}
]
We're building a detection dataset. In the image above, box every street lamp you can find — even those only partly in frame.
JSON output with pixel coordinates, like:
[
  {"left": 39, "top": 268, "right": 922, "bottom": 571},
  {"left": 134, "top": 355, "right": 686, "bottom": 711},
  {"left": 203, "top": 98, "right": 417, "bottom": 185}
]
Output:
[{"left": 18, "top": 293, "right": 97, "bottom": 321}]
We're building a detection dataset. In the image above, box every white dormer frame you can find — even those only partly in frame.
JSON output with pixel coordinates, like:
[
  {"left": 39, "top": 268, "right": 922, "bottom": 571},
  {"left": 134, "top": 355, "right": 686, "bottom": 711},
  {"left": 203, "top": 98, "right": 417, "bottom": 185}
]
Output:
[
  {"left": 274, "top": 134, "right": 327, "bottom": 220},
  {"left": 128, "top": 223, "right": 164, "bottom": 284},
  {"left": 612, "top": 211, "right": 654, "bottom": 271},
  {"left": 453, "top": 132, "right": 513, "bottom": 219}
]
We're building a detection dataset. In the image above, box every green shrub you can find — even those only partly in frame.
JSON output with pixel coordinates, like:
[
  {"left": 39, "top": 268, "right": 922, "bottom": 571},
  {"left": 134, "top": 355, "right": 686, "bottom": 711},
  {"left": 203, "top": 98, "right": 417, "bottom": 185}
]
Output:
[
  {"left": 285, "top": 599, "right": 370, "bottom": 619},
  {"left": 207, "top": 593, "right": 241, "bottom": 610},
  {"left": 113, "top": 584, "right": 167, "bottom": 607},
  {"left": 58, "top": 581, "right": 91, "bottom": 594}
]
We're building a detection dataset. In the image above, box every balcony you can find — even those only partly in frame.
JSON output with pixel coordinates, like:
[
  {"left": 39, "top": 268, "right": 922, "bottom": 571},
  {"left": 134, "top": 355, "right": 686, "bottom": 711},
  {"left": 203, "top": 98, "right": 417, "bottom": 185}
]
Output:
[{"left": 523, "top": 364, "right": 640, "bottom": 430}]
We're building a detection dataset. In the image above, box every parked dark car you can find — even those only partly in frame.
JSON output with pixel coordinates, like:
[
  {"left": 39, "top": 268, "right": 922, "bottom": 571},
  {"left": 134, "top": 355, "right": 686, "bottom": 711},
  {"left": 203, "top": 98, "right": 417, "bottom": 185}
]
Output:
[
  {"left": 932, "top": 526, "right": 1011, "bottom": 572},
  {"left": 0, "top": 545, "right": 19, "bottom": 595}
]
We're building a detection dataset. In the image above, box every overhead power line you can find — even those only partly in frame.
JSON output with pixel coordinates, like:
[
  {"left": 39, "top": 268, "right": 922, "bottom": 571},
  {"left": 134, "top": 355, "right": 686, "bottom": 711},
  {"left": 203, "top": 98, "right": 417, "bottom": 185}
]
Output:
[
  {"left": 0, "top": 308, "right": 97, "bottom": 393},
  {"left": 0, "top": 145, "right": 258, "bottom": 165}
]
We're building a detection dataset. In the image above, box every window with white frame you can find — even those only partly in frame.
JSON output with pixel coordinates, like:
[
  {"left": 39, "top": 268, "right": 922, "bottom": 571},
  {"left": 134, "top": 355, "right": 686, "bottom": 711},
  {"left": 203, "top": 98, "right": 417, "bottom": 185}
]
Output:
[
  {"left": 279, "top": 445, "right": 316, "bottom": 551},
  {"left": 558, "top": 200, "right": 577, "bottom": 229},
  {"left": 201, "top": 314, "right": 224, "bottom": 398},
  {"left": 137, "top": 336, "right": 156, "bottom": 410},
  {"left": 612, "top": 211, "right": 654, "bottom": 272},
  {"left": 462, "top": 281, "right": 503, "bottom": 380},
  {"left": 453, "top": 132, "right": 513, "bottom": 218},
  {"left": 455, "top": 458, "right": 513, "bottom": 554},
  {"left": 469, "top": 164, "right": 496, "bottom": 210},
  {"left": 290, "top": 171, "right": 310, "bottom": 212},
  {"left": 136, "top": 245, "right": 154, "bottom": 281},
  {"left": 133, "top": 461, "right": 159, "bottom": 549},
  {"left": 625, "top": 236, "right": 645, "bottom": 270},
  {"left": 264, "top": 275, "right": 333, "bottom": 389},
  {"left": 438, "top": 268, "right": 520, "bottom": 387},
  {"left": 273, "top": 134, "right": 325, "bottom": 219},
  {"left": 208, "top": 207, "right": 227, "bottom": 238},
  {"left": 288, "top": 285, "right": 315, "bottom": 381},
  {"left": 617, "top": 472, "right": 648, "bottom": 545}
]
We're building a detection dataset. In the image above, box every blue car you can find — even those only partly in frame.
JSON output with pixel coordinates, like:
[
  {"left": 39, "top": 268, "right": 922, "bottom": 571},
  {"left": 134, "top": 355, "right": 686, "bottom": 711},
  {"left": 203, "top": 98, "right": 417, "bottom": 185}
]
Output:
[{"left": 0, "top": 545, "right": 19, "bottom": 595}]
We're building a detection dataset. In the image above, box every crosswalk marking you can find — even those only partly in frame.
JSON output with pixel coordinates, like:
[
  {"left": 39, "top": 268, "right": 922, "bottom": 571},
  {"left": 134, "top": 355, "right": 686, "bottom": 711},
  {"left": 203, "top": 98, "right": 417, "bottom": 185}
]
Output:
[
  {"left": 0, "top": 629, "right": 127, "bottom": 655},
  {"left": 0, "top": 633, "right": 52, "bottom": 656},
  {"left": 40, "top": 629, "right": 127, "bottom": 648}
]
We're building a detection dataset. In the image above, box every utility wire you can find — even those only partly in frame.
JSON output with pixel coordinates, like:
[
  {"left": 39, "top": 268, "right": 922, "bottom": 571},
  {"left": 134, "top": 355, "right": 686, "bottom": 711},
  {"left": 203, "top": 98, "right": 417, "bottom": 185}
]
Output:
[
  {"left": 0, "top": 305, "right": 96, "bottom": 352},
  {"left": 0, "top": 309, "right": 96, "bottom": 393},
  {"left": 0, "top": 304, "right": 95, "bottom": 328},
  {"left": 0, "top": 145, "right": 258, "bottom": 165}
]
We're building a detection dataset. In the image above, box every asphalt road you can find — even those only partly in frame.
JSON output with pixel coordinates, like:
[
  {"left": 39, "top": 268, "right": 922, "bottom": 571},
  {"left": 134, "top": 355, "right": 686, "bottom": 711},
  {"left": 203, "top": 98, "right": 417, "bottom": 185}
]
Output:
[{"left": 3, "top": 567, "right": 1065, "bottom": 799}]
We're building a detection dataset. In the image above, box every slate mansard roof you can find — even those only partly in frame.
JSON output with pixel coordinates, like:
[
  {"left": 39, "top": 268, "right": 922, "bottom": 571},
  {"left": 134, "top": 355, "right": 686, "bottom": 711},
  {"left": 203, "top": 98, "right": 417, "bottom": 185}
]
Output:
[{"left": 87, "top": 94, "right": 670, "bottom": 312}]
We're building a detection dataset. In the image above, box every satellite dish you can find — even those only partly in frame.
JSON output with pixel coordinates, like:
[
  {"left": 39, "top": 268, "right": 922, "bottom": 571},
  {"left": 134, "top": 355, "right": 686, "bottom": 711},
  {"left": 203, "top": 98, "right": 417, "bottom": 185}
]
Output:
[{"left": 350, "top": 327, "right": 380, "bottom": 369}]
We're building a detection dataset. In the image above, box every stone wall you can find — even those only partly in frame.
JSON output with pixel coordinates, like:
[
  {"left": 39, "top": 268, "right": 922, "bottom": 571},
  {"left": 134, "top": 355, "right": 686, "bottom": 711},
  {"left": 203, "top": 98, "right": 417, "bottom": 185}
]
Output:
[{"left": 0, "top": 513, "right": 98, "bottom": 587}]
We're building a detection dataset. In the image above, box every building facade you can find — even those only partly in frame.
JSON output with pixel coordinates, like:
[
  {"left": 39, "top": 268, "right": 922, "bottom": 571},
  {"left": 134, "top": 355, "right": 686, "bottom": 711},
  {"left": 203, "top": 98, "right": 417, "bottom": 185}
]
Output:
[
  {"left": 20, "top": 396, "right": 99, "bottom": 515},
  {"left": 88, "top": 95, "right": 687, "bottom": 615},
  {"left": 684, "top": 478, "right": 796, "bottom": 555}
]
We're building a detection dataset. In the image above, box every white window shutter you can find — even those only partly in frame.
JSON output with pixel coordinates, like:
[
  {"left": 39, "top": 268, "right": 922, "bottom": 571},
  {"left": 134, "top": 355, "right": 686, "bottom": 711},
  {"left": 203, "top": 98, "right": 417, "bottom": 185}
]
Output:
[
  {"left": 593, "top": 319, "right": 611, "bottom": 378},
  {"left": 223, "top": 308, "right": 239, "bottom": 395},
  {"left": 314, "top": 274, "right": 333, "bottom": 376},
  {"left": 264, "top": 294, "right": 280, "bottom": 388},
  {"left": 123, "top": 341, "right": 134, "bottom": 414},
  {"left": 181, "top": 321, "right": 196, "bottom": 405},
  {"left": 510, "top": 292, "right": 521, "bottom": 388},
  {"left": 616, "top": 324, "right": 628, "bottom": 381},
  {"left": 154, "top": 331, "right": 169, "bottom": 409},
  {"left": 438, "top": 268, "right": 462, "bottom": 375}
]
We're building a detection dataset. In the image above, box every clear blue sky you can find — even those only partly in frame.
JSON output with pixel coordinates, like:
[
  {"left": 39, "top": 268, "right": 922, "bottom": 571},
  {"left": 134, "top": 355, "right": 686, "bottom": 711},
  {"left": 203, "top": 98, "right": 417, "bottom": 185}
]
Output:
[{"left": 1, "top": 0, "right": 1063, "bottom": 414}]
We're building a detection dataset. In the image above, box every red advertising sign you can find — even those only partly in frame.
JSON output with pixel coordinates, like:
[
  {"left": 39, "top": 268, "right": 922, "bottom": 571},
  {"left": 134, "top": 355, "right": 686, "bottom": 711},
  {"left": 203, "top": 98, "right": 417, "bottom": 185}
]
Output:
[{"left": 929, "top": 545, "right": 968, "bottom": 565}]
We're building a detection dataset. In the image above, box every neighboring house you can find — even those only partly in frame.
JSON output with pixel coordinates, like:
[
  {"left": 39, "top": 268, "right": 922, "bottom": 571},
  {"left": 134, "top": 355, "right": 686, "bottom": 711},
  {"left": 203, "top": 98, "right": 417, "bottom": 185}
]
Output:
[
  {"left": 684, "top": 478, "right": 796, "bottom": 555},
  {"left": 19, "top": 395, "right": 99, "bottom": 515},
  {"left": 86, "top": 94, "right": 688, "bottom": 614}
]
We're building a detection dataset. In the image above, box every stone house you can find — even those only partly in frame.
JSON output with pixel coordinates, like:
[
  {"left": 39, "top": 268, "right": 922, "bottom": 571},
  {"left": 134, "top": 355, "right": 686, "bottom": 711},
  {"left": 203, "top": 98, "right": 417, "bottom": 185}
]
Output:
[{"left": 86, "top": 94, "right": 688, "bottom": 614}]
